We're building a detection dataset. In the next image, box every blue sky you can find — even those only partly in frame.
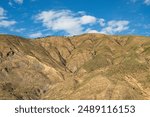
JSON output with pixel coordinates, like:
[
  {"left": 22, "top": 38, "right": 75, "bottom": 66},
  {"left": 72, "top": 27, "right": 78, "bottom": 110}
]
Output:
[{"left": 0, "top": 0, "right": 150, "bottom": 38}]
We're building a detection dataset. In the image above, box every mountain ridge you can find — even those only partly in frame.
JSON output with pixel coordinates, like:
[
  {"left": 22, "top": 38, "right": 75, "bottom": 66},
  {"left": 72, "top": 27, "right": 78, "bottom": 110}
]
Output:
[{"left": 0, "top": 33, "right": 150, "bottom": 100}]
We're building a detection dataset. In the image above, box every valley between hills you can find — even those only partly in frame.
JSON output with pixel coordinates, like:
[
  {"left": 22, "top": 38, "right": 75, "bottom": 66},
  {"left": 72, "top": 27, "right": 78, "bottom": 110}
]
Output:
[{"left": 0, "top": 33, "right": 150, "bottom": 100}]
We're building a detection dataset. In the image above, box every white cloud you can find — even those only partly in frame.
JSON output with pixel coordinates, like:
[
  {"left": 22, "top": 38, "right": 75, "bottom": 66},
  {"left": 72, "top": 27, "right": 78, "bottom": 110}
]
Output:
[
  {"left": 0, "top": 7, "right": 6, "bottom": 20},
  {"left": 80, "top": 15, "right": 96, "bottom": 24},
  {"left": 99, "top": 18, "right": 105, "bottom": 27},
  {"left": 35, "top": 10, "right": 97, "bottom": 35},
  {"left": 0, "top": 7, "right": 5, "bottom": 16},
  {"left": 0, "top": 7, "right": 16, "bottom": 27},
  {"left": 34, "top": 9, "right": 130, "bottom": 36},
  {"left": 14, "top": 0, "right": 24, "bottom": 4},
  {"left": 29, "top": 32, "right": 43, "bottom": 38},
  {"left": 101, "top": 20, "right": 129, "bottom": 34},
  {"left": 0, "top": 20, "right": 16, "bottom": 27},
  {"left": 87, "top": 29, "right": 100, "bottom": 33},
  {"left": 144, "top": 0, "right": 150, "bottom": 5},
  {"left": 86, "top": 20, "right": 130, "bottom": 35}
]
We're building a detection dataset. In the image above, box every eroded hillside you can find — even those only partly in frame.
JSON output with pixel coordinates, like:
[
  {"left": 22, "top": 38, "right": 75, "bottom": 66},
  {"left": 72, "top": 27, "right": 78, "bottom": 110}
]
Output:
[{"left": 0, "top": 34, "right": 150, "bottom": 100}]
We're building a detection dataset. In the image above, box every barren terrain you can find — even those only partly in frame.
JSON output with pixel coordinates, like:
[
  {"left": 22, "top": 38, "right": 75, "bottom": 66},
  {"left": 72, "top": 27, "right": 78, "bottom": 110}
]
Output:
[{"left": 0, "top": 34, "right": 150, "bottom": 100}]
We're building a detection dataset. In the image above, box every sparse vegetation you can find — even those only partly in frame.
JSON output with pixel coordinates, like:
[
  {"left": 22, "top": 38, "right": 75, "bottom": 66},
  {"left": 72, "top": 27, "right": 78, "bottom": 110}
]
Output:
[{"left": 0, "top": 34, "right": 150, "bottom": 100}]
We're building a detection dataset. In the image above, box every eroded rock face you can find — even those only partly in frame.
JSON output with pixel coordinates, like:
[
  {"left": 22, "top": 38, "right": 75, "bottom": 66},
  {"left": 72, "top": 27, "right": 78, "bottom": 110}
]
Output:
[{"left": 0, "top": 34, "right": 150, "bottom": 100}]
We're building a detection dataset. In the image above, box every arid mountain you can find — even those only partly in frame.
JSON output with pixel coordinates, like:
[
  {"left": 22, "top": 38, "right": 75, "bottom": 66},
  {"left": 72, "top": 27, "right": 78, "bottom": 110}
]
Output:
[{"left": 0, "top": 34, "right": 150, "bottom": 100}]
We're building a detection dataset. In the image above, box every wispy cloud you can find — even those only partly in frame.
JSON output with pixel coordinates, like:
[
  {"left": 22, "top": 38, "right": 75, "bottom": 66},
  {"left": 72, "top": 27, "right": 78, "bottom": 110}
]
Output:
[
  {"left": 88, "top": 20, "right": 130, "bottom": 35},
  {"left": 8, "top": 0, "right": 24, "bottom": 6},
  {"left": 29, "top": 32, "right": 43, "bottom": 38},
  {"left": 0, "top": 20, "right": 16, "bottom": 27},
  {"left": 0, "top": 7, "right": 6, "bottom": 20},
  {"left": 99, "top": 18, "right": 105, "bottom": 27},
  {"left": 8, "top": 1, "right": 13, "bottom": 7},
  {"left": 87, "top": 29, "right": 100, "bottom": 33},
  {"left": 0, "top": 7, "right": 16, "bottom": 27},
  {"left": 144, "top": 0, "right": 150, "bottom": 5},
  {"left": 101, "top": 20, "right": 129, "bottom": 34},
  {"left": 14, "top": 0, "right": 24, "bottom": 4},
  {"left": 35, "top": 10, "right": 97, "bottom": 35},
  {"left": 130, "top": 0, "right": 150, "bottom": 5},
  {"left": 0, "top": 7, "right": 5, "bottom": 16},
  {"left": 10, "top": 28, "right": 25, "bottom": 33}
]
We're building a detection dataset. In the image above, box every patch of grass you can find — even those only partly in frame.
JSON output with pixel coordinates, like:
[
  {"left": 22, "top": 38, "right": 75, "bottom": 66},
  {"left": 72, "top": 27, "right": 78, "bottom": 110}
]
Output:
[
  {"left": 142, "top": 47, "right": 150, "bottom": 55},
  {"left": 105, "top": 56, "right": 148, "bottom": 77},
  {"left": 83, "top": 54, "right": 110, "bottom": 72}
]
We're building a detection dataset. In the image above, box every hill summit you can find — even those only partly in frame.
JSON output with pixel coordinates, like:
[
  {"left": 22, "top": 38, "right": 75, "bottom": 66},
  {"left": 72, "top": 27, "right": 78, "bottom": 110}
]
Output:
[{"left": 0, "top": 34, "right": 150, "bottom": 100}]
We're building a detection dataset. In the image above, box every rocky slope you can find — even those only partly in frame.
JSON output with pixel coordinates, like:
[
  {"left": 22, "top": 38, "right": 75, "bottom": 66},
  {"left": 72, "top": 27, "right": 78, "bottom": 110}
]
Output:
[{"left": 0, "top": 34, "right": 150, "bottom": 100}]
